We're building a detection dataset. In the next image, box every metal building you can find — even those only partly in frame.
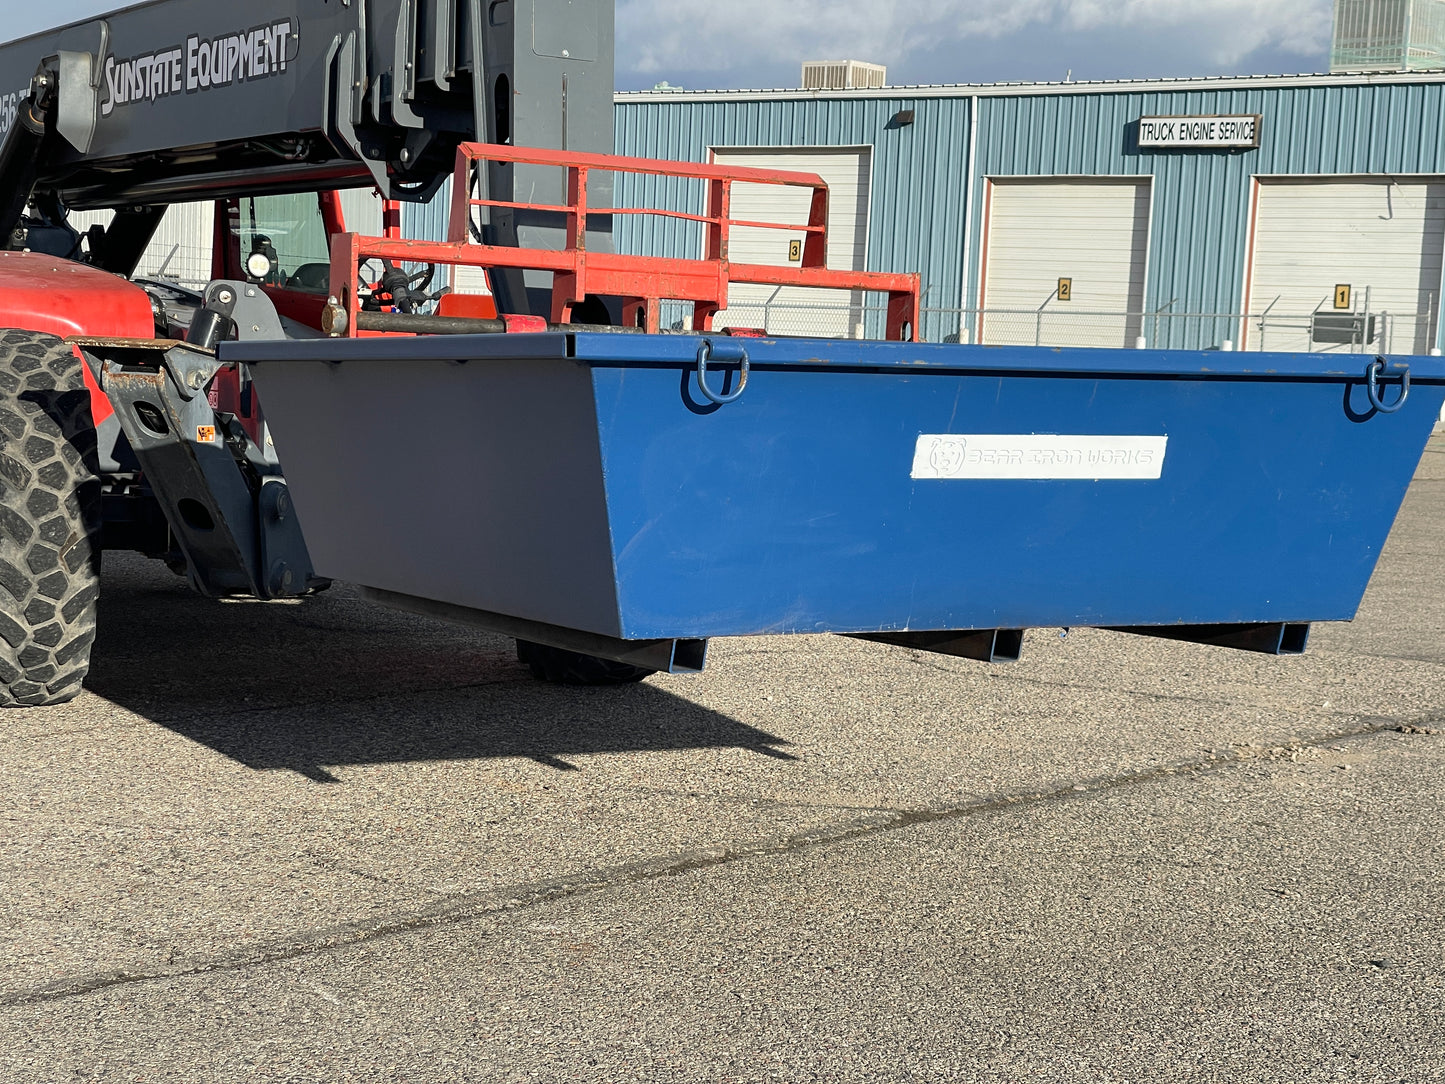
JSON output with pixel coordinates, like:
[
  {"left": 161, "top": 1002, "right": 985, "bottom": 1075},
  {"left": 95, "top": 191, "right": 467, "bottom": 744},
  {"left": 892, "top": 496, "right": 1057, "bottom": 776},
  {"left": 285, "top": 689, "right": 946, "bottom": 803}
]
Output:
[{"left": 608, "top": 70, "right": 1445, "bottom": 355}]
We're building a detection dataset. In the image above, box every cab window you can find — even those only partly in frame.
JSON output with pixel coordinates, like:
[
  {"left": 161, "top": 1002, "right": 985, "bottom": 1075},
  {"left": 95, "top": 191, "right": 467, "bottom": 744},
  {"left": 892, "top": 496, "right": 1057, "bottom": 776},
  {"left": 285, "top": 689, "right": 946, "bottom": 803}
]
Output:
[{"left": 230, "top": 194, "right": 332, "bottom": 293}]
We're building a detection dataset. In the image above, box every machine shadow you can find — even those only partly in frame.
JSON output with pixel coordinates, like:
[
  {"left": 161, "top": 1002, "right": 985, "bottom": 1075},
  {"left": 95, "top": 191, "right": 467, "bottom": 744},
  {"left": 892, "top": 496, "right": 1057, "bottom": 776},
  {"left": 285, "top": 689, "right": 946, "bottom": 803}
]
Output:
[{"left": 84, "top": 556, "right": 795, "bottom": 781}]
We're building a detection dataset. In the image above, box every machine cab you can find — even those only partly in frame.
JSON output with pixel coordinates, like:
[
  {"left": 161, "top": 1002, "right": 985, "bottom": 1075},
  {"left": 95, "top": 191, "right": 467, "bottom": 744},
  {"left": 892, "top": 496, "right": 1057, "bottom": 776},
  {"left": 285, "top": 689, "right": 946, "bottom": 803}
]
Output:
[{"left": 212, "top": 191, "right": 496, "bottom": 335}]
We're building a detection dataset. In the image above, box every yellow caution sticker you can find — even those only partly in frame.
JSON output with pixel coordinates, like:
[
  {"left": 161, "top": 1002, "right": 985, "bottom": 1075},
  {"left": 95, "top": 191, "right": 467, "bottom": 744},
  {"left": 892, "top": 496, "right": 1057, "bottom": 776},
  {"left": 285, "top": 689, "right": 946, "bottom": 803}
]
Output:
[{"left": 196, "top": 425, "right": 218, "bottom": 444}]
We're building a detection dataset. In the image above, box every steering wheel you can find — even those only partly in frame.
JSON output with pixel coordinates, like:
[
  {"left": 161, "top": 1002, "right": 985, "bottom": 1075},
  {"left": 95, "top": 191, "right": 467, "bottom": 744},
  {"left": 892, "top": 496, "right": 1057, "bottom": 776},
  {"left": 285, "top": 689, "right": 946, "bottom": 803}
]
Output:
[{"left": 359, "top": 259, "right": 440, "bottom": 314}]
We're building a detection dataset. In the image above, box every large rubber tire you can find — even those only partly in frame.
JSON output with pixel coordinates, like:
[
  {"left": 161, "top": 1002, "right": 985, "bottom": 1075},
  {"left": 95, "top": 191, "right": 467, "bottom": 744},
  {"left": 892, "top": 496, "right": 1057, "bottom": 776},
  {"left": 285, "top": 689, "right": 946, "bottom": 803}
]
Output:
[
  {"left": 515, "top": 639, "right": 654, "bottom": 686},
  {"left": 0, "top": 331, "right": 102, "bottom": 707}
]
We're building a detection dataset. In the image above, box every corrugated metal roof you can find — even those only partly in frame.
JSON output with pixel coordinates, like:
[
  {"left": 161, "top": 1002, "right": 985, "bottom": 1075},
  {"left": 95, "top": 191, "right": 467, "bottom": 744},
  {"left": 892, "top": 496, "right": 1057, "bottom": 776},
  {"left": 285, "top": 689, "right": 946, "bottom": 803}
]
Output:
[{"left": 618, "top": 68, "right": 1445, "bottom": 103}]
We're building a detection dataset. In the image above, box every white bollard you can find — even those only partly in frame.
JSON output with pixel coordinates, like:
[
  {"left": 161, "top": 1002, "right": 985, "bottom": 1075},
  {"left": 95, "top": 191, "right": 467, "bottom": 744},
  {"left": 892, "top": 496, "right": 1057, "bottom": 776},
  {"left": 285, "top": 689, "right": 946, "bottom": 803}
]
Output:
[
  {"left": 1135, "top": 336, "right": 1147, "bottom": 350},
  {"left": 1220, "top": 340, "right": 1235, "bottom": 352},
  {"left": 1434, "top": 352, "right": 1445, "bottom": 426}
]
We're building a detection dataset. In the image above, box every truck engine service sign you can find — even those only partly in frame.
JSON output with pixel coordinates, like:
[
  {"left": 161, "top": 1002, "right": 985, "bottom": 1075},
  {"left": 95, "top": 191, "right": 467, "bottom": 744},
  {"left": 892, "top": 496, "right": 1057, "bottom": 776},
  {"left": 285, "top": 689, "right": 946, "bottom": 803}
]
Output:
[
  {"left": 1137, "top": 115, "right": 1261, "bottom": 149},
  {"left": 98, "top": 20, "right": 297, "bottom": 118}
]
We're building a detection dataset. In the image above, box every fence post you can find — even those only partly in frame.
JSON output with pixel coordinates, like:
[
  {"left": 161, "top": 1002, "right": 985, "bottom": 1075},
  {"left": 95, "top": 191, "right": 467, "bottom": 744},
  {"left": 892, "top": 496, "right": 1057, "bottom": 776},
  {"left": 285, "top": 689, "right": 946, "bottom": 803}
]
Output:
[{"left": 761, "top": 285, "right": 783, "bottom": 335}]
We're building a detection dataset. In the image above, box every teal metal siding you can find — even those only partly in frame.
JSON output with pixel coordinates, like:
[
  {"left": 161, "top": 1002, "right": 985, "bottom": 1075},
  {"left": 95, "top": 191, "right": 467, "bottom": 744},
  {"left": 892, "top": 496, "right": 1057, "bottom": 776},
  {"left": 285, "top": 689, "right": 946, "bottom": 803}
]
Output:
[
  {"left": 614, "top": 96, "right": 972, "bottom": 342},
  {"left": 402, "top": 177, "right": 453, "bottom": 250},
  {"left": 973, "top": 81, "right": 1445, "bottom": 348}
]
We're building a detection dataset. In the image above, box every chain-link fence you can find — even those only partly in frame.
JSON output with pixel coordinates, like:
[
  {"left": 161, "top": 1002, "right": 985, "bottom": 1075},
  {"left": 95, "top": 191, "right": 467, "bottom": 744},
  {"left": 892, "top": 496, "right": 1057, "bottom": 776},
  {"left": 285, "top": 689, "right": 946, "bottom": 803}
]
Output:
[
  {"left": 46, "top": 200, "right": 1445, "bottom": 359},
  {"left": 961, "top": 307, "right": 1440, "bottom": 354},
  {"left": 659, "top": 298, "right": 1442, "bottom": 355},
  {"left": 659, "top": 294, "right": 964, "bottom": 343}
]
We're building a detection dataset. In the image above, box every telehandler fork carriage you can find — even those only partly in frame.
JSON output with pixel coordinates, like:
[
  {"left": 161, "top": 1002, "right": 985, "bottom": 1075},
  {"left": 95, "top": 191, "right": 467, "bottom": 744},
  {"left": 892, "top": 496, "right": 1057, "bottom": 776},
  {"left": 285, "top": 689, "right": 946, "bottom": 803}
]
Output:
[{"left": 0, "top": 0, "right": 1441, "bottom": 708}]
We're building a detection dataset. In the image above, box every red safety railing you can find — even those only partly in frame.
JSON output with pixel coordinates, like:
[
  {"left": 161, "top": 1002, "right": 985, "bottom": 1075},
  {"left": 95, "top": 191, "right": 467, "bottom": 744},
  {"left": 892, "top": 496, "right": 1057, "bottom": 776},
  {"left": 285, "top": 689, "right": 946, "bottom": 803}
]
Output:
[{"left": 328, "top": 144, "right": 921, "bottom": 340}]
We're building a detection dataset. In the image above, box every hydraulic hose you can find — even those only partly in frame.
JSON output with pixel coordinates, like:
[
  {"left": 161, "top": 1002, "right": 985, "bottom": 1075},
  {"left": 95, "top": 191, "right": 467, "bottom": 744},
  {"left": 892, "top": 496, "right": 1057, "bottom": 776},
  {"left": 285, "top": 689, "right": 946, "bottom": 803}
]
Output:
[{"left": 0, "top": 75, "right": 52, "bottom": 246}]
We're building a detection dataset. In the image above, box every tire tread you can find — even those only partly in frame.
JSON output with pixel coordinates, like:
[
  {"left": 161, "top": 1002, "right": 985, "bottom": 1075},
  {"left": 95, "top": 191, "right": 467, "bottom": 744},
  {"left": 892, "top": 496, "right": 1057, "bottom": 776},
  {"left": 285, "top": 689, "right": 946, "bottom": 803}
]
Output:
[{"left": 0, "top": 331, "right": 100, "bottom": 708}]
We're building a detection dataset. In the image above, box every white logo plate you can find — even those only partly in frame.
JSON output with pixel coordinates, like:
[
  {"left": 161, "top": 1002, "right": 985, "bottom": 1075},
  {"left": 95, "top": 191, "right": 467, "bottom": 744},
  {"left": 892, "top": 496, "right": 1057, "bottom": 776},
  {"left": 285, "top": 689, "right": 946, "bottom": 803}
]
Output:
[{"left": 912, "top": 435, "right": 1168, "bottom": 481}]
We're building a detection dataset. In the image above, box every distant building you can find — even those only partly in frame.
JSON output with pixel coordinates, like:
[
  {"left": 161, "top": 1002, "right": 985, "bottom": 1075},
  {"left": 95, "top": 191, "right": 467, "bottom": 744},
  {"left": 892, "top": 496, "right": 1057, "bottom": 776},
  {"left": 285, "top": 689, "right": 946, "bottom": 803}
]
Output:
[{"left": 1332, "top": 0, "right": 1445, "bottom": 71}]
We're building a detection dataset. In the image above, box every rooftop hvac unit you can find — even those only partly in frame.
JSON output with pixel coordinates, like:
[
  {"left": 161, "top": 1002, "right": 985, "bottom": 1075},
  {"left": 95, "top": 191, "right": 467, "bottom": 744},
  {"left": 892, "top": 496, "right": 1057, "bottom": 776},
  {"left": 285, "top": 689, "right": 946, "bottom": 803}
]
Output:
[
  {"left": 1331, "top": 0, "right": 1445, "bottom": 70},
  {"left": 801, "top": 60, "right": 887, "bottom": 90}
]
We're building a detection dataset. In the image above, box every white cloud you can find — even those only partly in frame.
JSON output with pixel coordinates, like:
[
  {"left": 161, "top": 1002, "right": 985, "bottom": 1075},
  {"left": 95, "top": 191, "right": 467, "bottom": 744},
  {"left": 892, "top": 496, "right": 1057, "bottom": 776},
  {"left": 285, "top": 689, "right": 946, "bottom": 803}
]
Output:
[
  {"left": 617, "top": 0, "right": 1333, "bottom": 77},
  {"left": 1062, "top": 0, "right": 1331, "bottom": 57}
]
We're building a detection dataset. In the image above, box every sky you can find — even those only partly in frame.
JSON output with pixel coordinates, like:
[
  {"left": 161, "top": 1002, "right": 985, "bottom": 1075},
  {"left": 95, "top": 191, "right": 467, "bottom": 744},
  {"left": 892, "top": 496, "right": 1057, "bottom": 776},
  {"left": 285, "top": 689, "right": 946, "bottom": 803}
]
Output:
[{"left": 9, "top": 0, "right": 1337, "bottom": 90}]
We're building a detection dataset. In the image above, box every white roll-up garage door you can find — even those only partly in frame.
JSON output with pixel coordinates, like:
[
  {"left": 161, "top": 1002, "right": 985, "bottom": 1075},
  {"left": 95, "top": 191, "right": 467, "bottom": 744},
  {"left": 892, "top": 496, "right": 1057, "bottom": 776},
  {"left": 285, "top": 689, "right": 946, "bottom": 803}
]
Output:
[
  {"left": 1245, "top": 179, "right": 1445, "bottom": 354},
  {"left": 711, "top": 147, "right": 871, "bottom": 338},
  {"left": 980, "top": 178, "right": 1151, "bottom": 348}
]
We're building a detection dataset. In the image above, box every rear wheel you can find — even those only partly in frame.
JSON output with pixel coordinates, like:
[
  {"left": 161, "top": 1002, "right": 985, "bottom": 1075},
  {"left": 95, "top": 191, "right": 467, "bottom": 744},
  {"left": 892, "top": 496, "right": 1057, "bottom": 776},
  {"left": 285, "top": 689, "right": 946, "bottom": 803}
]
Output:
[
  {"left": 0, "top": 331, "right": 102, "bottom": 707},
  {"left": 515, "top": 640, "right": 653, "bottom": 685}
]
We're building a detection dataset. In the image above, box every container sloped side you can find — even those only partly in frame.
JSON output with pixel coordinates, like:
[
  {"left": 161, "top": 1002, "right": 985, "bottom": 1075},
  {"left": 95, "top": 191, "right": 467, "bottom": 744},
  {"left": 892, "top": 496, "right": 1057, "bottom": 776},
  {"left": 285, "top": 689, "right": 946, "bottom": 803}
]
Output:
[
  {"left": 588, "top": 343, "right": 1445, "bottom": 640},
  {"left": 240, "top": 337, "right": 629, "bottom": 637}
]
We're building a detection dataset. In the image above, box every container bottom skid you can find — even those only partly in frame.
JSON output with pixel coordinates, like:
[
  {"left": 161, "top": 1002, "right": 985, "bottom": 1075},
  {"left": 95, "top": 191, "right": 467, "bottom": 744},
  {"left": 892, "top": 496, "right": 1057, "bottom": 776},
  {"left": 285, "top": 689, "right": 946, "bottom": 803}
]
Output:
[{"left": 232, "top": 333, "right": 1445, "bottom": 672}]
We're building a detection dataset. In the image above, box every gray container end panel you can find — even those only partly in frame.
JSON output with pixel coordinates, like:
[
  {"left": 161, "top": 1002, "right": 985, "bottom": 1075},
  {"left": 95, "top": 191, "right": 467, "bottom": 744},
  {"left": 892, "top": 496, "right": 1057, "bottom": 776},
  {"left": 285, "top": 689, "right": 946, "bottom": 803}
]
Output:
[{"left": 240, "top": 339, "right": 624, "bottom": 636}]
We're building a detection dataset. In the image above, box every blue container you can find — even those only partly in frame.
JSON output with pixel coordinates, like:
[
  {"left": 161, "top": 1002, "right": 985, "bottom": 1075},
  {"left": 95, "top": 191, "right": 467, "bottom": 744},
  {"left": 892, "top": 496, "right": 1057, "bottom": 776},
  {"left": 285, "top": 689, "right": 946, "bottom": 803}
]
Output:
[{"left": 234, "top": 334, "right": 1445, "bottom": 640}]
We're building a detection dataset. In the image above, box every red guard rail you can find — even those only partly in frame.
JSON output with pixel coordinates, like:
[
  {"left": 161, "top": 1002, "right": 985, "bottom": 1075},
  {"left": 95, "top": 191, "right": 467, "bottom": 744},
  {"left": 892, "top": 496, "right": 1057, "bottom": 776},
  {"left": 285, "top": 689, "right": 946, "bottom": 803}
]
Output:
[{"left": 328, "top": 144, "right": 921, "bottom": 340}]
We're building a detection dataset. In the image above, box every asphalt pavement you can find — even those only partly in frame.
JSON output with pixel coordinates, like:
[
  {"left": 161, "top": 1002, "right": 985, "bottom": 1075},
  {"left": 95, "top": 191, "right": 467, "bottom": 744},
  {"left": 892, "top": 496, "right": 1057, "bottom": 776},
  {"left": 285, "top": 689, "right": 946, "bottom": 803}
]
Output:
[{"left": 1, "top": 436, "right": 1442, "bottom": 1083}]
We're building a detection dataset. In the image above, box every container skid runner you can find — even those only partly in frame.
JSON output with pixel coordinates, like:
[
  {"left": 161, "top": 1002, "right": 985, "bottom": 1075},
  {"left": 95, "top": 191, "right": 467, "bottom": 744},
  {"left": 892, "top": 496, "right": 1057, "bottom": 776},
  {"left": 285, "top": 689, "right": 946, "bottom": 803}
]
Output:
[{"left": 320, "top": 144, "right": 923, "bottom": 342}]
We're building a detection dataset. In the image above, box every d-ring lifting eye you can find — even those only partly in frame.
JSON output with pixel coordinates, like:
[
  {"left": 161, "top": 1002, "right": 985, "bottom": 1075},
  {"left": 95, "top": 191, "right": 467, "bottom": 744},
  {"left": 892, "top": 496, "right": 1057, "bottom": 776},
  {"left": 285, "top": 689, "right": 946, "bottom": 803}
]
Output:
[
  {"left": 1365, "top": 356, "right": 1410, "bottom": 414},
  {"left": 695, "top": 340, "right": 750, "bottom": 405}
]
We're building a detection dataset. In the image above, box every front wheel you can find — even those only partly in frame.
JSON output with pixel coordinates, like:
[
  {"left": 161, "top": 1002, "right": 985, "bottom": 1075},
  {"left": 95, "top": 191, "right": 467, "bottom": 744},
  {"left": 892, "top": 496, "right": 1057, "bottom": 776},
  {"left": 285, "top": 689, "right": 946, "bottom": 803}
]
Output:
[
  {"left": 515, "top": 640, "right": 654, "bottom": 686},
  {"left": 0, "top": 331, "right": 102, "bottom": 707}
]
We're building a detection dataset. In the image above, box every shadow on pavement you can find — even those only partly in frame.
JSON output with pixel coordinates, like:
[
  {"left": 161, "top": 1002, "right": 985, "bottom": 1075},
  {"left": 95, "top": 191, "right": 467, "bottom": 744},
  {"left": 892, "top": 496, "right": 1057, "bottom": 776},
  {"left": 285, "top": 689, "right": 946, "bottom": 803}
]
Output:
[{"left": 85, "top": 555, "right": 793, "bottom": 781}]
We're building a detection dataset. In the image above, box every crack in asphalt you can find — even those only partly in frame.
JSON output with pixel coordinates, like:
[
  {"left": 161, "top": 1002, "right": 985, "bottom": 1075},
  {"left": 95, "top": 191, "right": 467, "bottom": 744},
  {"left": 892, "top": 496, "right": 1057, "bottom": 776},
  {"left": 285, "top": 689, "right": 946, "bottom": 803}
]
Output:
[{"left": 2, "top": 713, "right": 1435, "bottom": 1012}]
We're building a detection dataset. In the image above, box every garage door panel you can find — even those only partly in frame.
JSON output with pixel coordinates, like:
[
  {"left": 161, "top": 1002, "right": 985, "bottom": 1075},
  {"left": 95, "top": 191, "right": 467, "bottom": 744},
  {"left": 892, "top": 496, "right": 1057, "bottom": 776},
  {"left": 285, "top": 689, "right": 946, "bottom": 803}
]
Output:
[
  {"left": 1248, "top": 180, "right": 1445, "bottom": 354},
  {"left": 712, "top": 148, "right": 870, "bottom": 337},
  {"left": 982, "top": 180, "right": 1151, "bottom": 348}
]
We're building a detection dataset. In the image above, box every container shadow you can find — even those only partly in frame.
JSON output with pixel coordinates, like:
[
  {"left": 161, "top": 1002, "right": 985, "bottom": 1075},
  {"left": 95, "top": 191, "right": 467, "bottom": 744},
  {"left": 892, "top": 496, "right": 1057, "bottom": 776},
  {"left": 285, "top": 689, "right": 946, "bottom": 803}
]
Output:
[{"left": 84, "top": 555, "right": 794, "bottom": 781}]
